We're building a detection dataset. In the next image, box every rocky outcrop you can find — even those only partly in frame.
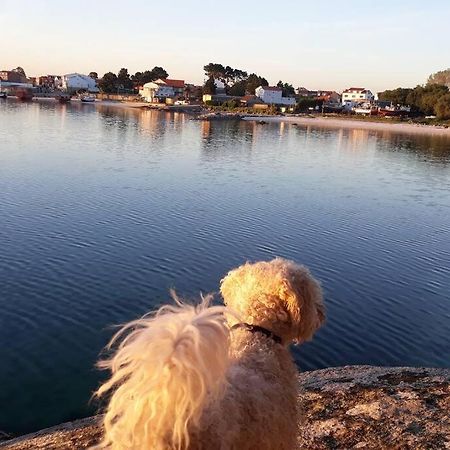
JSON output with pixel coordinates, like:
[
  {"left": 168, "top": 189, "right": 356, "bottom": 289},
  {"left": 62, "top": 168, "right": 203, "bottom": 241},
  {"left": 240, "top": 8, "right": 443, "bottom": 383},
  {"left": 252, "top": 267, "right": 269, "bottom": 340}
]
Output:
[
  {"left": 1, "top": 366, "right": 449, "bottom": 450},
  {"left": 0, "top": 417, "right": 102, "bottom": 450},
  {"left": 297, "top": 366, "right": 449, "bottom": 449}
]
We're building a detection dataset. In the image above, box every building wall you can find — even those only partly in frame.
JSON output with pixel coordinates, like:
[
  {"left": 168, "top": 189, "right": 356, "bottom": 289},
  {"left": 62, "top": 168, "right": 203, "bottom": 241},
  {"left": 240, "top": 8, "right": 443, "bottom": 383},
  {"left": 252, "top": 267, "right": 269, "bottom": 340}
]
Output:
[
  {"left": 139, "top": 84, "right": 176, "bottom": 102},
  {"left": 63, "top": 74, "right": 98, "bottom": 92},
  {"left": 255, "top": 86, "right": 296, "bottom": 105},
  {"left": 155, "top": 86, "right": 175, "bottom": 98},
  {"left": 342, "top": 90, "right": 374, "bottom": 103},
  {"left": 278, "top": 96, "right": 296, "bottom": 106},
  {"left": 255, "top": 87, "right": 283, "bottom": 104}
]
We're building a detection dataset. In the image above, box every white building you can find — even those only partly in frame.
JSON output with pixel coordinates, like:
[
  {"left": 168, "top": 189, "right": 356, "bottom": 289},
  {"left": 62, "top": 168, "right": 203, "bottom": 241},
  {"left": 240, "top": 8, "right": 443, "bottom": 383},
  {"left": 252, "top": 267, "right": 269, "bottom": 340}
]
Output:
[
  {"left": 255, "top": 86, "right": 296, "bottom": 106},
  {"left": 342, "top": 87, "right": 374, "bottom": 106},
  {"left": 139, "top": 79, "right": 185, "bottom": 103},
  {"left": 61, "top": 73, "right": 99, "bottom": 93}
]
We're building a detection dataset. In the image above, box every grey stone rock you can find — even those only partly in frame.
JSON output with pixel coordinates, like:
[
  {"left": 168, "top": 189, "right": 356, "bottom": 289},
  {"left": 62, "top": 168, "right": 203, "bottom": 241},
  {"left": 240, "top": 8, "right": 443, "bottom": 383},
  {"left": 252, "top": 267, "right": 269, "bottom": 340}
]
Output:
[
  {"left": 1, "top": 366, "right": 449, "bottom": 449},
  {"left": 297, "top": 365, "right": 450, "bottom": 450}
]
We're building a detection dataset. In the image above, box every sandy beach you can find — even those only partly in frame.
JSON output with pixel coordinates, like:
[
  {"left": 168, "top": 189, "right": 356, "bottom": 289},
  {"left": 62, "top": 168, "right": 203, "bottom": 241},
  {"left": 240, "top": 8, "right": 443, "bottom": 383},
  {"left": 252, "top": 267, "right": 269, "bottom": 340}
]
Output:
[{"left": 242, "top": 115, "right": 450, "bottom": 137}]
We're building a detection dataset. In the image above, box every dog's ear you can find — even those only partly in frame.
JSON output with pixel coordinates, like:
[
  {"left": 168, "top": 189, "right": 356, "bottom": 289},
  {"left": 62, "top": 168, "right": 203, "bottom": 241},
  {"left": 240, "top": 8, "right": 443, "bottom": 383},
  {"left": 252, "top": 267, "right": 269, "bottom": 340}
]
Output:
[{"left": 283, "top": 264, "right": 325, "bottom": 343}]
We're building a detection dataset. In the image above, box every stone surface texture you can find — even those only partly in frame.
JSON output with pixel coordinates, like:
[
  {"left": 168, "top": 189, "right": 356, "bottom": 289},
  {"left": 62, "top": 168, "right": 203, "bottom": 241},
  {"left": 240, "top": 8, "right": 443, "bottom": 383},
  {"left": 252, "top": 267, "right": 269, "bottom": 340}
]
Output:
[{"left": 1, "top": 366, "right": 449, "bottom": 450}]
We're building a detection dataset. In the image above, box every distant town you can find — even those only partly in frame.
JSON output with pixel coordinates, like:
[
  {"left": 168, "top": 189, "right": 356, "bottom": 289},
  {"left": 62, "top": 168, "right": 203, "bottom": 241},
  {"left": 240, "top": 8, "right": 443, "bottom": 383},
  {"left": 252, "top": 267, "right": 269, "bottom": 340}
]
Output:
[{"left": 1, "top": 65, "right": 449, "bottom": 122}]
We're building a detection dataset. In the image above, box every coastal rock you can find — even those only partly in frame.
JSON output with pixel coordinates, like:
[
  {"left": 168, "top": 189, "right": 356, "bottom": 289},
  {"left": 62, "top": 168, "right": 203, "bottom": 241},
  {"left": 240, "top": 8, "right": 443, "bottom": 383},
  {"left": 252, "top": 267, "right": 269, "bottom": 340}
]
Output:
[
  {"left": 0, "top": 417, "right": 102, "bottom": 450},
  {"left": 296, "top": 366, "right": 450, "bottom": 450},
  {"left": 1, "top": 366, "right": 449, "bottom": 450}
]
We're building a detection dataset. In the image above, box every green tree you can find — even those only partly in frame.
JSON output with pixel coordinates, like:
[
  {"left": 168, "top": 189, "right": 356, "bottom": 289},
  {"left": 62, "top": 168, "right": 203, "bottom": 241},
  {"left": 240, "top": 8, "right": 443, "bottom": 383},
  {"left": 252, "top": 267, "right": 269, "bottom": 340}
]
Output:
[
  {"left": 405, "top": 86, "right": 425, "bottom": 112},
  {"left": 295, "top": 98, "right": 323, "bottom": 113},
  {"left": 140, "top": 71, "right": 154, "bottom": 84},
  {"left": 435, "top": 93, "right": 450, "bottom": 119},
  {"left": 150, "top": 66, "right": 168, "bottom": 80},
  {"left": 379, "top": 82, "right": 450, "bottom": 118},
  {"left": 131, "top": 71, "right": 143, "bottom": 85},
  {"left": 223, "top": 66, "right": 247, "bottom": 87},
  {"left": 203, "top": 76, "right": 216, "bottom": 95},
  {"left": 245, "top": 73, "right": 268, "bottom": 94},
  {"left": 427, "top": 68, "right": 450, "bottom": 88},
  {"left": 204, "top": 63, "right": 248, "bottom": 92},
  {"left": 419, "top": 84, "right": 449, "bottom": 115},
  {"left": 204, "top": 63, "right": 226, "bottom": 82},
  {"left": 228, "top": 80, "right": 246, "bottom": 96},
  {"left": 224, "top": 65, "right": 235, "bottom": 86},
  {"left": 98, "top": 72, "right": 118, "bottom": 93},
  {"left": 277, "top": 80, "right": 295, "bottom": 97},
  {"left": 378, "top": 87, "right": 412, "bottom": 105},
  {"left": 132, "top": 67, "right": 169, "bottom": 85},
  {"left": 89, "top": 72, "right": 98, "bottom": 80},
  {"left": 12, "top": 66, "right": 26, "bottom": 77},
  {"left": 232, "top": 68, "right": 248, "bottom": 84},
  {"left": 117, "top": 68, "right": 133, "bottom": 90}
]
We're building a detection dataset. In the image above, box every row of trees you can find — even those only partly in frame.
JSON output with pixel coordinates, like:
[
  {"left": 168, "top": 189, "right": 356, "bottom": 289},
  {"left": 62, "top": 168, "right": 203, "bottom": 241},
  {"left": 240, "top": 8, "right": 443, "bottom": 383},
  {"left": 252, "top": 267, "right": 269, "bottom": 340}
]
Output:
[
  {"left": 203, "top": 63, "right": 248, "bottom": 88},
  {"left": 378, "top": 68, "right": 450, "bottom": 120},
  {"left": 202, "top": 62, "right": 297, "bottom": 99},
  {"left": 95, "top": 67, "right": 169, "bottom": 94},
  {"left": 203, "top": 63, "right": 272, "bottom": 96},
  {"left": 379, "top": 86, "right": 450, "bottom": 120}
]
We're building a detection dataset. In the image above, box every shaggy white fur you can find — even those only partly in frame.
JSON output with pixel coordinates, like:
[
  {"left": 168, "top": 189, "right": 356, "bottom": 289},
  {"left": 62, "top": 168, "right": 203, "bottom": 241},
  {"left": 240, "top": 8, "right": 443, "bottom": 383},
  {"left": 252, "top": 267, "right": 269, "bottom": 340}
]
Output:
[{"left": 94, "top": 258, "right": 325, "bottom": 450}]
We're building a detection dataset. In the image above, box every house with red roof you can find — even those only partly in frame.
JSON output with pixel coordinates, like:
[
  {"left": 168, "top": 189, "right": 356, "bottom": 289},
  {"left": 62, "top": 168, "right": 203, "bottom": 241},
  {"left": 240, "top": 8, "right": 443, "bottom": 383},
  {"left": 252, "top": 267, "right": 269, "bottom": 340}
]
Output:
[{"left": 139, "top": 78, "right": 185, "bottom": 103}]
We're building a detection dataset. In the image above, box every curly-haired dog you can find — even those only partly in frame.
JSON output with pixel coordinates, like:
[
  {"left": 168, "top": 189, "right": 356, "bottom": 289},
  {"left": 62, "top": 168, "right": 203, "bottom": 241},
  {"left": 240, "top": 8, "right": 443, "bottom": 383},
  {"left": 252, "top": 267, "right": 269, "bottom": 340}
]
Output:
[{"left": 94, "top": 258, "right": 325, "bottom": 450}]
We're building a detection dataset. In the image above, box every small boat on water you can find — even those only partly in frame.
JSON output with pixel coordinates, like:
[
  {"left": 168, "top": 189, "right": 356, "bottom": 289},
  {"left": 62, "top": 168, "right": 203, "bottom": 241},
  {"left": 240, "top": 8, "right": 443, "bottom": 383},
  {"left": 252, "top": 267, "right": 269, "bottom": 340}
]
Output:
[
  {"left": 378, "top": 105, "right": 411, "bottom": 117},
  {"left": 55, "top": 93, "right": 71, "bottom": 103},
  {"left": 80, "top": 94, "right": 96, "bottom": 103},
  {"left": 353, "top": 103, "right": 378, "bottom": 116},
  {"left": 15, "top": 88, "right": 33, "bottom": 101}
]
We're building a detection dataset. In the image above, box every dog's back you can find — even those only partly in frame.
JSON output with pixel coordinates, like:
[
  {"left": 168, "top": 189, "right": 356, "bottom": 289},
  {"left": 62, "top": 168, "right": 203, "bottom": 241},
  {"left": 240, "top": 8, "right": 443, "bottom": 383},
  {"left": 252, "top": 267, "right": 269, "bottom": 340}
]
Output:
[{"left": 191, "top": 328, "right": 299, "bottom": 450}]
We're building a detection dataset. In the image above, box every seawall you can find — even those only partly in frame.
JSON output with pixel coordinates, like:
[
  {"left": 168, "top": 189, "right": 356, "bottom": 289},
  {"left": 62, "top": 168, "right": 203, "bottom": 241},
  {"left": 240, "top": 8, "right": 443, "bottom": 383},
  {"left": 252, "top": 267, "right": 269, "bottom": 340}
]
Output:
[{"left": 1, "top": 366, "right": 448, "bottom": 449}]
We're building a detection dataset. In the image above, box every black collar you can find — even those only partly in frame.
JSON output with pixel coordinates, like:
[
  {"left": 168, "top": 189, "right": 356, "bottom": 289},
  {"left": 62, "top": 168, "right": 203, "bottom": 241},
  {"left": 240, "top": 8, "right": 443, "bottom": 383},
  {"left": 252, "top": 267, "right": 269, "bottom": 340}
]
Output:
[{"left": 231, "top": 323, "right": 282, "bottom": 345}]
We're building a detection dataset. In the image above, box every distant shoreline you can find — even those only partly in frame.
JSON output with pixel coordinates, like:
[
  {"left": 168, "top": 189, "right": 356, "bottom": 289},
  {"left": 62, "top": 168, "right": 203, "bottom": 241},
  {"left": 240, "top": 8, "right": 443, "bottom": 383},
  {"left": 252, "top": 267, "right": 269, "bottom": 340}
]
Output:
[
  {"left": 23, "top": 97, "right": 450, "bottom": 136},
  {"left": 241, "top": 115, "right": 450, "bottom": 136}
]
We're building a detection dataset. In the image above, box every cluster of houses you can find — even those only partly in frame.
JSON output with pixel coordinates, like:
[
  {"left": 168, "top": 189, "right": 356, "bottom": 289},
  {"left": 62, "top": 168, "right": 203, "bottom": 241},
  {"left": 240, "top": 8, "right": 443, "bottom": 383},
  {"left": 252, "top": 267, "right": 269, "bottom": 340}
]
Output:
[
  {"left": 32, "top": 73, "right": 99, "bottom": 93},
  {"left": 200, "top": 85, "right": 381, "bottom": 113},
  {"left": 0, "top": 70, "right": 98, "bottom": 93},
  {"left": 2, "top": 68, "right": 410, "bottom": 116},
  {"left": 138, "top": 82, "right": 410, "bottom": 116}
]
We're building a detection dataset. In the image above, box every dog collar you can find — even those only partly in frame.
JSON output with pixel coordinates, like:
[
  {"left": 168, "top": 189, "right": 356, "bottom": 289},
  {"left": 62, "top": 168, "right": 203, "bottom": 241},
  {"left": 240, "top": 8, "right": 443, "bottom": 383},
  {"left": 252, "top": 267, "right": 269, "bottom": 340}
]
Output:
[{"left": 231, "top": 323, "right": 282, "bottom": 345}]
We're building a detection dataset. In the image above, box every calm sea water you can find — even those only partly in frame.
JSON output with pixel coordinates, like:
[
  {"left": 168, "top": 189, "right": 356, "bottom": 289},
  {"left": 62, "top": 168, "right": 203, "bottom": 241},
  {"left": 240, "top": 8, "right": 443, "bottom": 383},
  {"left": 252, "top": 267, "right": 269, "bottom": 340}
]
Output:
[{"left": 1, "top": 100, "right": 449, "bottom": 436}]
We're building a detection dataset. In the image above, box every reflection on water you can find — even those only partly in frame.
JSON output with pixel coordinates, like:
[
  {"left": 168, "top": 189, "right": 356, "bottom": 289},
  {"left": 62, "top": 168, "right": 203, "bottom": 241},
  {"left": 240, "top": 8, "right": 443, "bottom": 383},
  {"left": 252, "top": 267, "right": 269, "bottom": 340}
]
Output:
[{"left": 0, "top": 100, "right": 449, "bottom": 436}]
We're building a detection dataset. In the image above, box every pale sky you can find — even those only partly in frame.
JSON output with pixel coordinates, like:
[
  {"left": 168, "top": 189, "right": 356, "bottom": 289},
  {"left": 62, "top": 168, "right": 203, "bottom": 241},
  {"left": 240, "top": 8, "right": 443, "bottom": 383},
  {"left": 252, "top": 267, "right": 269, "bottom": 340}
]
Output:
[{"left": 1, "top": 0, "right": 449, "bottom": 93}]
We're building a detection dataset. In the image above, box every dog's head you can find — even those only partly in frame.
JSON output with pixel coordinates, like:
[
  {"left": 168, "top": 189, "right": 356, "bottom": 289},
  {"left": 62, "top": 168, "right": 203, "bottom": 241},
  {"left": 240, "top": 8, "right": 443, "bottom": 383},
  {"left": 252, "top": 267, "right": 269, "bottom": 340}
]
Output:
[{"left": 220, "top": 258, "right": 325, "bottom": 344}]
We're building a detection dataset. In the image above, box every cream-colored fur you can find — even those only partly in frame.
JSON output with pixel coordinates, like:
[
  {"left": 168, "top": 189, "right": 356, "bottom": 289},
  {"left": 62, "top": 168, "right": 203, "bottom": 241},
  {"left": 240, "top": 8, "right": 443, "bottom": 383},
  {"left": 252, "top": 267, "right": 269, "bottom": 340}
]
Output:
[{"left": 94, "top": 258, "right": 325, "bottom": 450}]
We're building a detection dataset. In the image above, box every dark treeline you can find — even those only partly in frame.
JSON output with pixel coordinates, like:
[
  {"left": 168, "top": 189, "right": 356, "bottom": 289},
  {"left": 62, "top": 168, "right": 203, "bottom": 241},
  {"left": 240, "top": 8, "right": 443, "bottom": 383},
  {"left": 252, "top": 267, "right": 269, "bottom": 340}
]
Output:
[
  {"left": 94, "top": 67, "right": 169, "bottom": 94},
  {"left": 378, "top": 68, "right": 450, "bottom": 120},
  {"left": 202, "top": 62, "right": 296, "bottom": 98},
  {"left": 203, "top": 63, "right": 275, "bottom": 96}
]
